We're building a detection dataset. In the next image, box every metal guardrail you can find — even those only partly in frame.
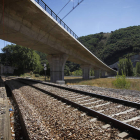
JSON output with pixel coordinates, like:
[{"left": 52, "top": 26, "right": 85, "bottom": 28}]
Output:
[{"left": 35, "top": 0, "right": 78, "bottom": 39}]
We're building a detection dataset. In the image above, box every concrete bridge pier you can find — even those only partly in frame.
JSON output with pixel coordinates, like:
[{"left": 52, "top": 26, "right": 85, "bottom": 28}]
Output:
[
  {"left": 81, "top": 65, "right": 91, "bottom": 80},
  {"left": 47, "top": 54, "right": 68, "bottom": 83},
  {"left": 94, "top": 69, "right": 100, "bottom": 78},
  {"left": 101, "top": 71, "right": 106, "bottom": 77}
]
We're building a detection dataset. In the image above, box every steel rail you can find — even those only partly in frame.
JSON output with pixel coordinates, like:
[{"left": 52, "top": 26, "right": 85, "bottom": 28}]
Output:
[
  {"left": 18, "top": 78, "right": 140, "bottom": 109},
  {"left": 17, "top": 79, "right": 140, "bottom": 139}
]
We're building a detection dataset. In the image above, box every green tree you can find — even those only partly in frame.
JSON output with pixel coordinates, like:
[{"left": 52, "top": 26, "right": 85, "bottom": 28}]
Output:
[
  {"left": 72, "top": 69, "right": 82, "bottom": 76},
  {"left": 64, "top": 65, "right": 70, "bottom": 76},
  {"left": 136, "top": 62, "right": 140, "bottom": 76},
  {"left": 2, "top": 44, "right": 42, "bottom": 74},
  {"left": 126, "top": 56, "right": 133, "bottom": 76},
  {"left": 118, "top": 57, "right": 133, "bottom": 76}
]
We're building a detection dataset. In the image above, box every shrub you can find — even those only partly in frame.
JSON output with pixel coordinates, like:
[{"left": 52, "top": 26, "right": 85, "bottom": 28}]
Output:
[
  {"left": 72, "top": 69, "right": 82, "bottom": 76},
  {"left": 30, "top": 71, "right": 33, "bottom": 75},
  {"left": 20, "top": 74, "right": 25, "bottom": 77},
  {"left": 35, "top": 74, "right": 40, "bottom": 77},
  {"left": 112, "top": 73, "right": 130, "bottom": 89}
]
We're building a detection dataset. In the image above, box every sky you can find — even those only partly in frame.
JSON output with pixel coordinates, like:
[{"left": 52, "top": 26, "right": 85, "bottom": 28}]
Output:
[{"left": 0, "top": 0, "right": 140, "bottom": 53}]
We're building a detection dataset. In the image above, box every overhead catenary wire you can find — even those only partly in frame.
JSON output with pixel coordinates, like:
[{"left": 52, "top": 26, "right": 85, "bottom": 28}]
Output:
[
  {"left": 62, "top": 0, "right": 84, "bottom": 20},
  {"left": 57, "top": 0, "right": 71, "bottom": 15}
]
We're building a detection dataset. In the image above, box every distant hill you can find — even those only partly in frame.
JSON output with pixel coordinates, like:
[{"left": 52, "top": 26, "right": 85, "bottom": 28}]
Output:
[{"left": 78, "top": 25, "right": 140, "bottom": 65}]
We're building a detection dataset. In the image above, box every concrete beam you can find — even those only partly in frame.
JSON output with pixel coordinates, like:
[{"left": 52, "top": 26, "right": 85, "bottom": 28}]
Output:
[{"left": 47, "top": 54, "right": 68, "bottom": 83}]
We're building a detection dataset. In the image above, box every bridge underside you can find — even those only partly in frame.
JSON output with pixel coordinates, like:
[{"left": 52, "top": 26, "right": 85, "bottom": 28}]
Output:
[{"left": 0, "top": 0, "right": 116, "bottom": 82}]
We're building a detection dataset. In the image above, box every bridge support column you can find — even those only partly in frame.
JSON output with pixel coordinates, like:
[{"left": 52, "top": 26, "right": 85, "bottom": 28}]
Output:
[
  {"left": 101, "top": 70, "right": 106, "bottom": 77},
  {"left": 94, "top": 69, "right": 100, "bottom": 78},
  {"left": 47, "top": 54, "right": 68, "bottom": 83},
  {"left": 81, "top": 65, "right": 91, "bottom": 80}
]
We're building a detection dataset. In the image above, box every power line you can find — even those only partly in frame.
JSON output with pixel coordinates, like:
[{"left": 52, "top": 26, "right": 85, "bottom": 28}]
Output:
[
  {"left": 62, "top": 0, "right": 84, "bottom": 20},
  {"left": 57, "top": 0, "right": 71, "bottom": 15}
]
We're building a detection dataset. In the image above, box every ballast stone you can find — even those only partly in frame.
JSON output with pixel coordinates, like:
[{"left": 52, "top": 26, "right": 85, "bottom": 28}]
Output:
[{"left": 118, "top": 132, "right": 129, "bottom": 138}]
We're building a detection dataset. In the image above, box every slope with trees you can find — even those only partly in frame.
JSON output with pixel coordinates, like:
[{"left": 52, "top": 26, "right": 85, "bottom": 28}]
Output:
[{"left": 78, "top": 25, "right": 140, "bottom": 65}]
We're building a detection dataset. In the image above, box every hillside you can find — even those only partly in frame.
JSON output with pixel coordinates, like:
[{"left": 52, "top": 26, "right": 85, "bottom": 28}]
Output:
[{"left": 78, "top": 25, "right": 140, "bottom": 65}]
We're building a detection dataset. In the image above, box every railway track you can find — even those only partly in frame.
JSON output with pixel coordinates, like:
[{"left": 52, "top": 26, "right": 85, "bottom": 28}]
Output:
[{"left": 5, "top": 77, "right": 140, "bottom": 139}]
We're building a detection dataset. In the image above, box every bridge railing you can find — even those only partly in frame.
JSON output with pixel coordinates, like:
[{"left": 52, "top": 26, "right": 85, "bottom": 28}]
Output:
[{"left": 35, "top": 0, "right": 78, "bottom": 39}]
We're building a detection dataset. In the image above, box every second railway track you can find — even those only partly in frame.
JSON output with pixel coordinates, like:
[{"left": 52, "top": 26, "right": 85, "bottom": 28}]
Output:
[{"left": 5, "top": 77, "right": 140, "bottom": 139}]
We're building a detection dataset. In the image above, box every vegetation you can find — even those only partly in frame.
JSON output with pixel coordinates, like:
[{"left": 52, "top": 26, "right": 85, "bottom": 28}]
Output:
[
  {"left": 1, "top": 44, "right": 43, "bottom": 75},
  {"left": 35, "top": 74, "right": 40, "bottom": 77},
  {"left": 35, "top": 51, "right": 47, "bottom": 65},
  {"left": 118, "top": 56, "right": 133, "bottom": 76},
  {"left": 136, "top": 62, "right": 140, "bottom": 76},
  {"left": 112, "top": 74, "right": 130, "bottom": 89},
  {"left": 65, "top": 77, "right": 140, "bottom": 91},
  {"left": 78, "top": 25, "right": 140, "bottom": 65},
  {"left": 72, "top": 69, "right": 82, "bottom": 76}
]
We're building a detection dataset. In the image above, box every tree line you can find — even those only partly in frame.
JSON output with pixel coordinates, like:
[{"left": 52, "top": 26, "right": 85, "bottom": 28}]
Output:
[
  {"left": 118, "top": 56, "right": 140, "bottom": 76},
  {"left": 0, "top": 44, "right": 81, "bottom": 76},
  {"left": 78, "top": 25, "right": 140, "bottom": 65}
]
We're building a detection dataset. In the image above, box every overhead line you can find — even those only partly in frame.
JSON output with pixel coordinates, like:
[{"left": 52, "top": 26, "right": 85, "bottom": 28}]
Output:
[
  {"left": 57, "top": 0, "right": 71, "bottom": 15},
  {"left": 62, "top": 0, "right": 84, "bottom": 20}
]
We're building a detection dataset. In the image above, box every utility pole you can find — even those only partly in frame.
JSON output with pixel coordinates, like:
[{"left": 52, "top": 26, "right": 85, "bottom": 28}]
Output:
[{"left": 44, "top": 63, "right": 47, "bottom": 82}]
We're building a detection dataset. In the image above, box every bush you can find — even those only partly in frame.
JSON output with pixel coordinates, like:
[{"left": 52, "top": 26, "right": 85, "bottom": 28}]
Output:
[
  {"left": 112, "top": 74, "right": 130, "bottom": 89},
  {"left": 35, "top": 74, "right": 40, "bottom": 77},
  {"left": 30, "top": 71, "right": 33, "bottom": 75},
  {"left": 20, "top": 74, "right": 25, "bottom": 77},
  {"left": 72, "top": 69, "right": 82, "bottom": 76}
]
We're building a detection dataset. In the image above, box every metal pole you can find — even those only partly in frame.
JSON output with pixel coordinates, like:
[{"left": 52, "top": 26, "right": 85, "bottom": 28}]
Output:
[
  {"left": 45, "top": 70, "right": 46, "bottom": 82},
  {"left": 44, "top": 63, "right": 47, "bottom": 82}
]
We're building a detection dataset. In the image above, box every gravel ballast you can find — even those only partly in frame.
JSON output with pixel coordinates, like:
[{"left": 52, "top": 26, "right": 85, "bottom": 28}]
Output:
[{"left": 5, "top": 79, "right": 137, "bottom": 139}]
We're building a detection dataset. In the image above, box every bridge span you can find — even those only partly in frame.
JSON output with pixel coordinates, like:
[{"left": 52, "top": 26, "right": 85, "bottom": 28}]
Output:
[{"left": 0, "top": 0, "right": 116, "bottom": 82}]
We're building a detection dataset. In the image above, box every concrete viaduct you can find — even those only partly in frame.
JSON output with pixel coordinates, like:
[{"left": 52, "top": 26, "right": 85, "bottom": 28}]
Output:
[{"left": 0, "top": 0, "right": 116, "bottom": 82}]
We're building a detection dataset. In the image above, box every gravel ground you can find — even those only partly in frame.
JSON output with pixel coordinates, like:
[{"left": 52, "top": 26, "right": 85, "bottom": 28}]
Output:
[
  {"left": 21, "top": 80, "right": 140, "bottom": 129},
  {"left": 5, "top": 79, "right": 137, "bottom": 140},
  {"left": 66, "top": 85, "right": 140, "bottom": 102},
  {"left": 8, "top": 97, "right": 24, "bottom": 140}
]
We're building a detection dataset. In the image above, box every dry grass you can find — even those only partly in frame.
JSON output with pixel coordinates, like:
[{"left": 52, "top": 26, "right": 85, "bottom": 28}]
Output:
[
  {"left": 128, "top": 79, "right": 140, "bottom": 91},
  {"left": 66, "top": 78, "right": 140, "bottom": 91},
  {"left": 25, "top": 74, "right": 140, "bottom": 91}
]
